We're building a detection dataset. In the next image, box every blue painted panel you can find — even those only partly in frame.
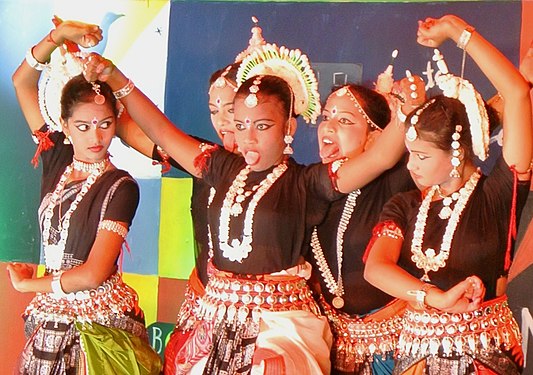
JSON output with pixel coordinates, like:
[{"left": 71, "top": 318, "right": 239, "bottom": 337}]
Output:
[
  {"left": 164, "top": 2, "right": 521, "bottom": 166},
  {"left": 124, "top": 178, "right": 162, "bottom": 275}
]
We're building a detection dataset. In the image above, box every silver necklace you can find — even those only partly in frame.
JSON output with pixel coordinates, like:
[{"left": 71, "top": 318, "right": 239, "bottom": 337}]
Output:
[
  {"left": 411, "top": 170, "right": 480, "bottom": 281},
  {"left": 219, "top": 163, "right": 288, "bottom": 263},
  {"left": 311, "top": 189, "right": 361, "bottom": 309},
  {"left": 42, "top": 159, "right": 108, "bottom": 270}
]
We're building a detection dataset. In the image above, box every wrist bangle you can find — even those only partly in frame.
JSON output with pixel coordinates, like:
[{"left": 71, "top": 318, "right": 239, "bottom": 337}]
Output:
[
  {"left": 25, "top": 47, "right": 49, "bottom": 71},
  {"left": 407, "top": 283, "right": 436, "bottom": 310},
  {"left": 50, "top": 272, "right": 67, "bottom": 297},
  {"left": 113, "top": 79, "right": 135, "bottom": 99},
  {"left": 397, "top": 107, "right": 407, "bottom": 123},
  {"left": 46, "top": 29, "right": 60, "bottom": 46},
  {"left": 457, "top": 25, "right": 475, "bottom": 50}
]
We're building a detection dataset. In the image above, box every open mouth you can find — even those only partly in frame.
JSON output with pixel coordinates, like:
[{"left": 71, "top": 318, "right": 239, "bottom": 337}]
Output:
[
  {"left": 221, "top": 131, "right": 236, "bottom": 152},
  {"left": 243, "top": 150, "right": 260, "bottom": 166},
  {"left": 319, "top": 137, "right": 340, "bottom": 163}
]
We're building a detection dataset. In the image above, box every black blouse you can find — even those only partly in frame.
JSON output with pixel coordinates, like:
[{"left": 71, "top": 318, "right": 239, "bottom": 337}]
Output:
[
  {"left": 309, "top": 160, "right": 416, "bottom": 315},
  {"left": 378, "top": 158, "right": 530, "bottom": 300},
  {"left": 203, "top": 148, "right": 342, "bottom": 275},
  {"left": 38, "top": 126, "right": 139, "bottom": 268}
]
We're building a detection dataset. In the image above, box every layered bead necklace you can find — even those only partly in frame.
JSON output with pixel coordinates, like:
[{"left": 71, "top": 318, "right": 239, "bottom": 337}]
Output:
[
  {"left": 411, "top": 170, "right": 480, "bottom": 281},
  {"left": 311, "top": 189, "right": 361, "bottom": 309},
  {"left": 219, "top": 163, "right": 288, "bottom": 263},
  {"left": 43, "top": 157, "right": 109, "bottom": 271}
]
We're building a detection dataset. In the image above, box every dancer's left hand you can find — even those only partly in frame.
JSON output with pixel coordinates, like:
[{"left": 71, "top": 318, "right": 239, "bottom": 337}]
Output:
[{"left": 6, "top": 262, "right": 34, "bottom": 292}]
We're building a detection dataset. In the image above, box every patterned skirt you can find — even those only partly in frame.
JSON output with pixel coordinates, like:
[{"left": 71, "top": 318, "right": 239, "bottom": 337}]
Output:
[
  {"left": 16, "top": 273, "right": 154, "bottom": 375},
  {"left": 171, "top": 268, "right": 332, "bottom": 375}
]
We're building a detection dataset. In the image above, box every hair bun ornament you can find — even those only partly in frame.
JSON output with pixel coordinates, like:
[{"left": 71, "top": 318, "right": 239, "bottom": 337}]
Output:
[
  {"left": 433, "top": 49, "right": 490, "bottom": 161},
  {"left": 237, "top": 43, "right": 321, "bottom": 124},
  {"left": 234, "top": 16, "right": 267, "bottom": 64},
  {"left": 38, "top": 50, "right": 87, "bottom": 131}
]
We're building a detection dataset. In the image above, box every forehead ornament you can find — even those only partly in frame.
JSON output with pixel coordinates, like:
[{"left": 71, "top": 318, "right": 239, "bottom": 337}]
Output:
[
  {"left": 335, "top": 86, "right": 382, "bottom": 131},
  {"left": 90, "top": 82, "right": 106, "bottom": 105},
  {"left": 331, "top": 105, "right": 338, "bottom": 118}
]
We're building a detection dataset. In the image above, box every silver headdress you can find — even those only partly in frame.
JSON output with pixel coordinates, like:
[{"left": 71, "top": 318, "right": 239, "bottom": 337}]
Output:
[
  {"left": 236, "top": 42, "right": 321, "bottom": 124},
  {"left": 433, "top": 49, "right": 490, "bottom": 161}
]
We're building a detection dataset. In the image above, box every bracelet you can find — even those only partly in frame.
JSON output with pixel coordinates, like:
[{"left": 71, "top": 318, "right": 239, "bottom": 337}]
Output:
[
  {"left": 397, "top": 107, "right": 407, "bottom": 123},
  {"left": 457, "top": 25, "right": 475, "bottom": 50},
  {"left": 407, "top": 283, "right": 436, "bottom": 310},
  {"left": 50, "top": 272, "right": 67, "bottom": 297},
  {"left": 113, "top": 79, "right": 135, "bottom": 99},
  {"left": 25, "top": 47, "right": 49, "bottom": 71},
  {"left": 98, "top": 219, "right": 128, "bottom": 240},
  {"left": 46, "top": 29, "right": 60, "bottom": 46}
]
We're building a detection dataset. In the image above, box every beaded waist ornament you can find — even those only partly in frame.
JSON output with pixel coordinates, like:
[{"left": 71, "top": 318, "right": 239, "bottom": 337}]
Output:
[
  {"left": 24, "top": 273, "right": 139, "bottom": 325},
  {"left": 319, "top": 295, "right": 405, "bottom": 371},
  {"left": 398, "top": 296, "right": 521, "bottom": 360},
  {"left": 197, "top": 272, "right": 320, "bottom": 325},
  {"left": 175, "top": 275, "right": 205, "bottom": 333}
]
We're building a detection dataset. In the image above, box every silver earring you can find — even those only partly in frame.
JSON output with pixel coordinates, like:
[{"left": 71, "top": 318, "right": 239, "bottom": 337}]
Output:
[{"left": 283, "top": 134, "right": 294, "bottom": 155}]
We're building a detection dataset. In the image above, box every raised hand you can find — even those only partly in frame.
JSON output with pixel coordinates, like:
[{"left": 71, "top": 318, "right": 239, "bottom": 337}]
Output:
[
  {"left": 53, "top": 16, "right": 103, "bottom": 49},
  {"left": 83, "top": 53, "right": 115, "bottom": 83},
  {"left": 416, "top": 15, "right": 467, "bottom": 49}
]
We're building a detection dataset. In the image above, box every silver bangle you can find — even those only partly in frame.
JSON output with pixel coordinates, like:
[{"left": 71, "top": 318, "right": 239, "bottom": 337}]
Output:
[
  {"left": 457, "top": 25, "right": 475, "bottom": 50},
  {"left": 51, "top": 272, "right": 67, "bottom": 297},
  {"left": 407, "top": 283, "right": 435, "bottom": 310},
  {"left": 25, "top": 47, "right": 49, "bottom": 71},
  {"left": 397, "top": 107, "right": 407, "bottom": 123},
  {"left": 113, "top": 79, "right": 135, "bottom": 99}
]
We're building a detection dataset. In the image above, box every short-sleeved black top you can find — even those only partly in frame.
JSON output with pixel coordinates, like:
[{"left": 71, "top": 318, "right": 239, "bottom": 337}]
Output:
[
  {"left": 203, "top": 148, "right": 342, "bottom": 275},
  {"left": 38, "top": 126, "right": 139, "bottom": 269},
  {"left": 378, "top": 158, "right": 530, "bottom": 300},
  {"left": 309, "top": 160, "right": 416, "bottom": 315}
]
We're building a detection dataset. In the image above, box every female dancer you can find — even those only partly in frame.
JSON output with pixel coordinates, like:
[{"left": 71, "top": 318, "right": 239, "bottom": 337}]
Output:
[
  {"left": 84, "top": 38, "right": 407, "bottom": 374},
  {"left": 309, "top": 75, "right": 425, "bottom": 375},
  {"left": 364, "top": 15, "right": 531, "bottom": 374},
  {"left": 9, "top": 20, "right": 161, "bottom": 373},
  {"left": 164, "top": 53, "right": 264, "bottom": 375}
]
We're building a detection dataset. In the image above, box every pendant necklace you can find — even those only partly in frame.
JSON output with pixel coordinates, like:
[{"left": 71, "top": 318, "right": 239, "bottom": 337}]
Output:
[
  {"left": 411, "top": 170, "right": 480, "bottom": 281},
  {"left": 311, "top": 189, "right": 361, "bottom": 309}
]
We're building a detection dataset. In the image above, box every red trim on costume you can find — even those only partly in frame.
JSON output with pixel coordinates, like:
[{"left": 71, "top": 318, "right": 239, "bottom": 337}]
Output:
[
  {"left": 193, "top": 144, "right": 218, "bottom": 175},
  {"left": 152, "top": 159, "right": 171, "bottom": 174},
  {"left": 363, "top": 220, "right": 403, "bottom": 263},
  {"left": 327, "top": 162, "right": 340, "bottom": 192},
  {"left": 505, "top": 166, "right": 519, "bottom": 271},
  {"left": 152, "top": 146, "right": 171, "bottom": 174},
  {"left": 31, "top": 129, "right": 54, "bottom": 168}
]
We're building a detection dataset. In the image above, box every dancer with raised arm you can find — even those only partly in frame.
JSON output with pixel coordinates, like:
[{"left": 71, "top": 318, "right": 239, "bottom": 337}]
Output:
[{"left": 364, "top": 15, "right": 532, "bottom": 374}]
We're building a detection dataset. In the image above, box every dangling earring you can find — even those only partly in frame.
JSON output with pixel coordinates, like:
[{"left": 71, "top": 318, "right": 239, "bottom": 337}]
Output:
[
  {"left": 63, "top": 134, "right": 72, "bottom": 144},
  {"left": 284, "top": 93, "right": 295, "bottom": 155},
  {"left": 450, "top": 125, "right": 462, "bottom": 178},
  {"left": 284, "top": 133, "right": 294, "bottom": 155}
]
